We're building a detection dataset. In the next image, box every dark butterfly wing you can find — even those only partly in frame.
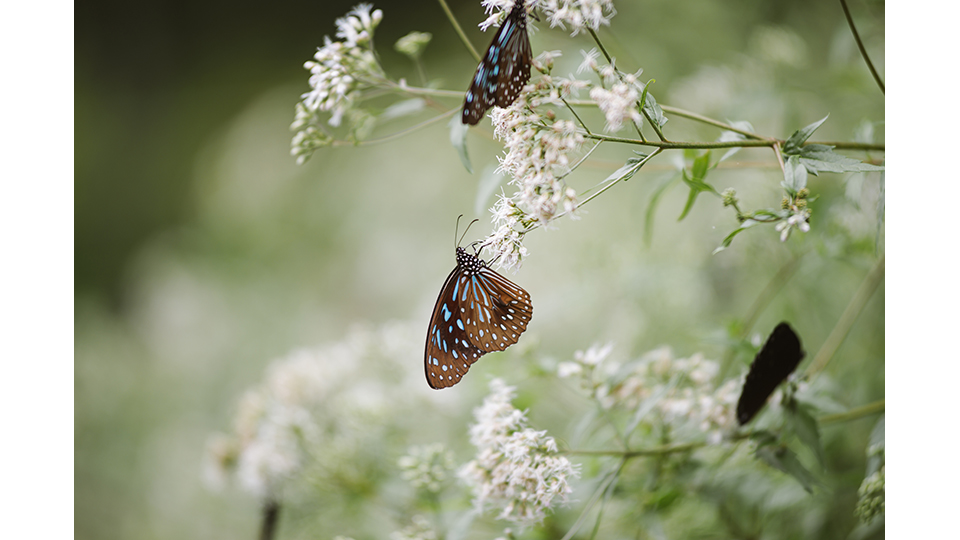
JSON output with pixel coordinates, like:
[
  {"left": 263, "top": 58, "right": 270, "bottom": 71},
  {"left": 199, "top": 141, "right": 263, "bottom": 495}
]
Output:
[
  {"left": 736, "top": 322, "right": 806, "bottom": 425},
  {"left": 424, "top": 267, "right": 488, "bottom": 389},
  {"left": 461, "top": 1, "right": 531, "bottom": 125},
  {"left": 461, "top": 266, "right": 533, "bottom": 352},
  {"left": 493, "top": 8, "right": 531, "bottom": 109}
]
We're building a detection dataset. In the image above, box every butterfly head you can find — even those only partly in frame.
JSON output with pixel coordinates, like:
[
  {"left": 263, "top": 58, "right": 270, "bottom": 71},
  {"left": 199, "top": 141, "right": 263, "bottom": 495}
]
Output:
[{"left": 455, "top": 246, "right": 485, "bottom": 276}]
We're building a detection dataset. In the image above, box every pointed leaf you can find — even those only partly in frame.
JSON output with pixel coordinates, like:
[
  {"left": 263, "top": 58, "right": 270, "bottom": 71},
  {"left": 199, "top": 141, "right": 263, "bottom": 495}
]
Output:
[
  {"left": 782, "top": 155, "right": 807, "bottom": 195},
  {"left": 783, "top": 115, "right": 829, "bottom": 154},
  {"left": 604, "top": 153, "right": 648, "bottom": 184},
  {"left": 713, "top": 219, "right": 760, "bottom": 254},
  {"left": 717, "top": 121, "right": 754, "bottom": 162},
  {"left": 448, "top": 115, "right": 473, "bottom": 174},
  {"left": 799, "top": 146, "right": 885, "bottom": 175},
  {"left": 755, "top": 445, "right": 817, "bottom": 493},
  {"left": 641, "top": 85, "right": 668, "bottom": 127},
  {"left": 644, "top": 174, "right": 676, "bottom": 246},
  {"left": 785, "top": 401, "right": 825, "bottom": 467},
  {"left": 380, "top": 98, "right": 426, "bottom": 121}
]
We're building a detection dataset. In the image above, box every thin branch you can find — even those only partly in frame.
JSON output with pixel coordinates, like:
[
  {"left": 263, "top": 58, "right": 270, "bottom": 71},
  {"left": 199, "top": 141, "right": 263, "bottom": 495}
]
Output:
[
  {"left": 806, "top": 254, "right": 885, "bottom": 377},
  {"left": 819, "top": 399, "right": 885, "bottom": 425},
  {"left": 562, "top": 97, "right": 592, "bottom": 135},
  {"left": 436, "top": 0, "right": 481, "bottom": 62},
  {"left": 584, "top": 133, "right": 773, "bottom": 150},
  {"left": 838, "top": 0, "right": 884, "bottom": 94},
  {"left": 559, "top": 458, "right": 627, "bottom": 540},
  {"left": 741, "top": 253, "right": 805, "bottom": 338},
  {"left": 805, "top": 140, "right": 885, "bottom": 152},
  {"left": 587, "top": 28, "right": 666, "bottom": 141},
  {"left": 659, "top": 105, "right": 771, "bottom": 141},
  {"left": 259, "top": 500, "right": 281, "bottom": 540},
  {"left": 564, "top": 441, "right": 703, "bottom": 459},
  {"left": 330, "top": 108, "right": 459, "bottom": 147}
]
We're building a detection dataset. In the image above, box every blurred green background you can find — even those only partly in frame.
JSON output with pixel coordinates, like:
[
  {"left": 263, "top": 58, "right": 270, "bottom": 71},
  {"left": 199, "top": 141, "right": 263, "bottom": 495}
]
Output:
[{"left": 75, "top": 0, "right": 884, "bottom": 538}]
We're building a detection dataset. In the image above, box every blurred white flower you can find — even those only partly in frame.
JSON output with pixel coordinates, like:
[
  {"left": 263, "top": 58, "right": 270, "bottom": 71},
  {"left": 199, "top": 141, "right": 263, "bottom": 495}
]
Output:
[
  {"left": 203, "top": 322, "right": 419, "bottom": 500},
  {"left": 557, "top": 361, "right": 583, "bottom": 378},
  {"left": 573, "top": 342, "right": 614, "bottom": 366},
  {"left": 460, "top": 379, "right": 578, "bottom": 526},
  {"left": 292, "top": 4, "right": 385, "bottom": 163},
  {"left": 390, "top": 515, "right": 439, "bottom": 540},
  {"left": 398, "top": 443, "right": 456, "bottom": 492}
]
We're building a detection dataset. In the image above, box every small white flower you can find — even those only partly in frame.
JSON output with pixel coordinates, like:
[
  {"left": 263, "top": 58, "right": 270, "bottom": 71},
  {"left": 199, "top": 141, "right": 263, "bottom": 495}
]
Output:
[
  {"left": 574, "top": 342, "right": 614, "bottom": 366},
  {"left": 541, "top": 0, "right": 617, "bottom": 35},
  {"left": 590, "top": 83, "right": 642, "bottom": 132},
  {"left": 460, "top": 379, "right": 578, "bottom": 526},
  {"left": 557, "top": 361, "right": 583, "bottom": 378},
  {"left": 390, "top": 515, "right": 439, "bottom": 540},
  {"left": 776, "top": 204, "right": 812, "bottom": 241},
  {"left": 577, "top": 48, "right": 601, "bottom": 74},
  {"left": 398, "top": 443, "right": 456, "bottom": 492}
]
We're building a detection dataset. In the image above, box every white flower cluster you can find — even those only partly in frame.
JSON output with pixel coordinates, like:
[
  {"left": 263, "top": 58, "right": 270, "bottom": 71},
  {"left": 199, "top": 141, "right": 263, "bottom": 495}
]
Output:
[
  {"left": 203, "top": 322, "right": 418, "bottom": 500},
  {"left": 459, "top": 379, "right": 578, "bottom": 526},
  {"left": 477, "top": 0, "right": 617, "bottom": 36},
  {"left": 560, "top": 344, "right": 740, "bottom": 444},
  {"left": 776, "top": 202, "right": 812, "bottom": 241},
  {"left": 390, "top": 515, "right": 439, "bottom": 540},
  {"left": 541, "top": 0, "right": 618, "bottom": 36},
  {"left": 483, "top": 65, "right": 586, "bottom": 270},
  {"left": 578, "top": 50, "right": 646, "bottom": 133},
  {"left": 398, "top": 443, "right": 456, "bottom": 492},
  {"left": 291, "top": 4, "right": 384, "bottom": 163}
]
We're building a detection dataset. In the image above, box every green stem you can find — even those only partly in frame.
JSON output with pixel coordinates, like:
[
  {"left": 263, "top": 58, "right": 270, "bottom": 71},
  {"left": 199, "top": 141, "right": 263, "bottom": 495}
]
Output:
[
  {"left": 741, "top": 253, "right": 805, "bottom": 337},
  {"left": 587, "top": 28, "right": 666, "bottom": 141},
  {"left": 330, "top": 108, "right": 459, "bottom": 147},
  {"left": 584, "top": 133, "right": 773, "bottom": 150},
  {"left": 819, "top": 399, "right": 885, "bottom": 425},
  {"left": 806, "top": 254, "right": 885, "bottom": 377},
  {"left": 564, "top": 441, "right": 703, "bottom": 459},
  {"left": 563, "top": 97, "right": 592, "bottom": 135},
  {"left": 259, "top": 500, "right": 281, "bottom": 540},
  {"left": 838, "top": 0, "right": 884, "bottom": 94},
  {"left": 436, "top": 0, "right": 481, "bottom": 63},
  {"left": 659, "top": 105, "right": 771, "bottom": 140}
]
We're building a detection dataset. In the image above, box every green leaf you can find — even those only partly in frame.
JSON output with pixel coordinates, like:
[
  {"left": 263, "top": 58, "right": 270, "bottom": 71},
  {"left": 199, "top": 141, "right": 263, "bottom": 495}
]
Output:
[
  {"left": 781, "top": 155, "right": 807, "bottom": 195},
  {"left": 713, "top": 219, "right": 760, "bottom": 254},
  {"left": 641, "top": 84, "right": 668, "bottom": 127},
  {"left": 799, "top": 145, "right": 885, "bottom": 175},
  {"left": 448, "top": 115, "right": 473, "bottom": 174},
  {"left": 717, "top": 121, "right": 754, "bottom": 163},
  {"left": 678, "top": 152, "right": 717, "bottom": 221},
  {"left": 644, "top": 174, "right": 677, "bottom": 246},
  {"left": 380, "top": 98, "right": 426, "bottom": 121},
  {"left": 783, "top": 115, "right": 829, "bottom": 154},
  {"left": 604, "top": 153, "right": 648, "bottom": 184},
  {"left": 785, "top": 401, "right": 825, "bottom": 467},
  {"left": 755, "top": 445, "right": 817, "bottom": 493}
]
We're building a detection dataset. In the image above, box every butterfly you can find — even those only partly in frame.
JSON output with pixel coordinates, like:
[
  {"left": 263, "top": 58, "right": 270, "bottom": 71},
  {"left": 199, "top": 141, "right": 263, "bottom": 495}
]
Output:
[
  {"left": 736, "top": 322, "right": 806, "bottom": 425},
  {"left": 461, "top": 0, "right": 533, "bottom": 125},
  {"left": 424, "top": 246, "right": 533, "bottom": 389}
]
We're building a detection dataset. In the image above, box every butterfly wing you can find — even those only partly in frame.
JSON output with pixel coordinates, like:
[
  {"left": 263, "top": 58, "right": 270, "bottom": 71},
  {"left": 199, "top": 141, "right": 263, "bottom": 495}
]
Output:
[
  {"left": 736, "top": 322, "right": 806, "bottom": 425},
  {"left": 493, "top": 6, "right": 531, "bottom": 108},
  {"left": 460, "top": 266, "right": 533, "bottom": 352},
  {"left": 424, "top": 267, "right": 489, "bottom": 389},
  {"left": 461, "top": 2, "right": 531, "bottom": 125}
]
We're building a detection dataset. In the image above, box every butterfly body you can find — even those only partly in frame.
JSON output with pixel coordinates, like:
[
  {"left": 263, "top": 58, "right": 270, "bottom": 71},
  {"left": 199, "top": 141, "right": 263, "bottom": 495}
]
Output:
[
  {"left": 424, "top": 247, "right": 533, "bottom": 388},
  {"left": 736, "top": 322, "right": 806, "bottom": 425},
  {"left": 461, "top": 0, "right": 533, "bottom": 125}
]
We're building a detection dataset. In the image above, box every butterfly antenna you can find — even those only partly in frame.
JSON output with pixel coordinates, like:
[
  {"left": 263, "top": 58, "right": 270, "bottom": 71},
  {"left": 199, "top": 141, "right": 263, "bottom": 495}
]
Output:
[
  {"left": 454, "top": 214, "right": 464, "bottom": 249},
  {"left": 458, "top": 218, "right": 479, "bottom": 247}
]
